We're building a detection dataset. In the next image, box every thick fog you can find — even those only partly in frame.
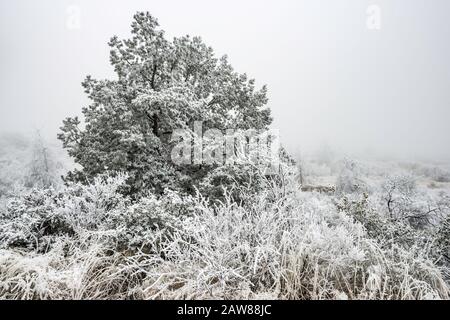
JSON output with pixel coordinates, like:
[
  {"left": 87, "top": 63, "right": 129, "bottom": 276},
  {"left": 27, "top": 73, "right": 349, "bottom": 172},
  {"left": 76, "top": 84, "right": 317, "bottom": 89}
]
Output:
[{"left": 1, "top": 0, "right": 449, "bottom": 161}]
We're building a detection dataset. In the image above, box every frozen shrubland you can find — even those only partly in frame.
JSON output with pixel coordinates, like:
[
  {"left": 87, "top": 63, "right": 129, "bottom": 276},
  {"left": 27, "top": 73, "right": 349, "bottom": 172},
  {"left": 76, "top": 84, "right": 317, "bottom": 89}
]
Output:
[
  {"left": 1, "top": 11, "right": 450, "bottom": 300},
  {"left": 0, "top": 161, "right": 449, "bottom": 300}
]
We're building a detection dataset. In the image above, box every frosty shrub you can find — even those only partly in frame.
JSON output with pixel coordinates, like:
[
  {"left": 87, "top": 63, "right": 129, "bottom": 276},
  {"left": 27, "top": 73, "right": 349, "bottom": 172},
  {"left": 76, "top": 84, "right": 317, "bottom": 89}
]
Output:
[
  {"left": 197, "top": 163, "right": 266, "bottom": 204},
  {"left": 381, "top": 175, "right": 417, "bottom": 218},
  {"left": 196, "top": 146, "right": 293, "bottom": 204},
  {"left": 434, "top": 195, "right": 450, "bottom": 266},
  {"left": 0, "top": 173, "right": 196, "bottom": 253},
  {"left": 336, "top": 159, "right": 367, "bottom": 195},
  {"left": 0, "top": 240, "right": 145, "bottom": 299},
  {"left": 378, "top": 174, "right": 437, "bottom": 228},
  {"left": 335, "top": 193, "right": 430, "bottom": 251}
]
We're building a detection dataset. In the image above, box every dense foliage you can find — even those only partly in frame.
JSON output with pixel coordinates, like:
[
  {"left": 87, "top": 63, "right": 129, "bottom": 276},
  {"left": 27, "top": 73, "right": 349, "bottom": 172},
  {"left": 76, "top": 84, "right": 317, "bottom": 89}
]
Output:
[
  {"left": 58, "top": 12, "right": 272, "bottom": 197},
  {"left": 0, "top": 162, "right": 449, "bottom": 299}
]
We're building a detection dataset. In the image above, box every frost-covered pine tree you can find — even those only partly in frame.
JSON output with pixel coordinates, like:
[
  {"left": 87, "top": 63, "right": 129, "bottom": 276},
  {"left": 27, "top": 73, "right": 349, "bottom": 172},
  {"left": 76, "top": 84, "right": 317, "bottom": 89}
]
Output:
[{"left": 58, "top": 12, "right": 272, "bottom": 196}]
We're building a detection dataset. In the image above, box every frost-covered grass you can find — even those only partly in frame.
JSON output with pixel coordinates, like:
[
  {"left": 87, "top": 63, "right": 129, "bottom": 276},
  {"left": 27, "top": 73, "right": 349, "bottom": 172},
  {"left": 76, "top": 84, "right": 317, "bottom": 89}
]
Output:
[{"left": 0, "top": 166, "right": 449, "bottom": 300}]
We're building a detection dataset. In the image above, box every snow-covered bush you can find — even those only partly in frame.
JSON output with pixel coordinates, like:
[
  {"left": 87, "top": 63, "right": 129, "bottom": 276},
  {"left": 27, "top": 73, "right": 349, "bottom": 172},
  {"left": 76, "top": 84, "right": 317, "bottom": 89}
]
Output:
[
  {"left": 0, "top": 238, "right": 145, "bottom": 299},
  {"left": 434, "top": 196, "right": 450, "bottom": 266},
  {"left": 0, "top": 173, "right": 196, "bottom": 253},
  {"left": 380, "top": 175, "right": 418, "bottom": 219},
  {"left": 336, "top": 159, "right": 367, "bottom": 195},
  {"left": 374, "top": 174, "right": 442, "bottom": 229},
  {"left": 336, "top": 193, "right": 430, "bottom": 251},
  {"left": 198, "top": 163, "right": 267, "bottom": 204}
]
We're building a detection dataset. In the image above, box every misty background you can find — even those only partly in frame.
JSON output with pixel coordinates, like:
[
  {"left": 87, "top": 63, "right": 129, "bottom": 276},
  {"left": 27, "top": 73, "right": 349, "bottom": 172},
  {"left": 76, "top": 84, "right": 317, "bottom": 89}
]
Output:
[{"left": 1, "top": 0, "right": 449, "bottom": 162}]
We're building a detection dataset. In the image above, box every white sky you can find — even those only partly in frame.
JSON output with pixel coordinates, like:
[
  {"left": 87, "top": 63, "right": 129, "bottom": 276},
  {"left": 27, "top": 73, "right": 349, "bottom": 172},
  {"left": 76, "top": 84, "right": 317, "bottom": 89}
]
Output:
[{"left": 1, "top": 0, "right": 449, "bottom": 161}]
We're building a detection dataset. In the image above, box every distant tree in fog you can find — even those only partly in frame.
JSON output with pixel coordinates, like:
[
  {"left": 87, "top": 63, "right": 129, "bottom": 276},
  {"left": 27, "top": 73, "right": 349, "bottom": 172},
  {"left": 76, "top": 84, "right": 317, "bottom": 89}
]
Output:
[{"left": 25, "top": 131, "right": 57, "bottom": 189}]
